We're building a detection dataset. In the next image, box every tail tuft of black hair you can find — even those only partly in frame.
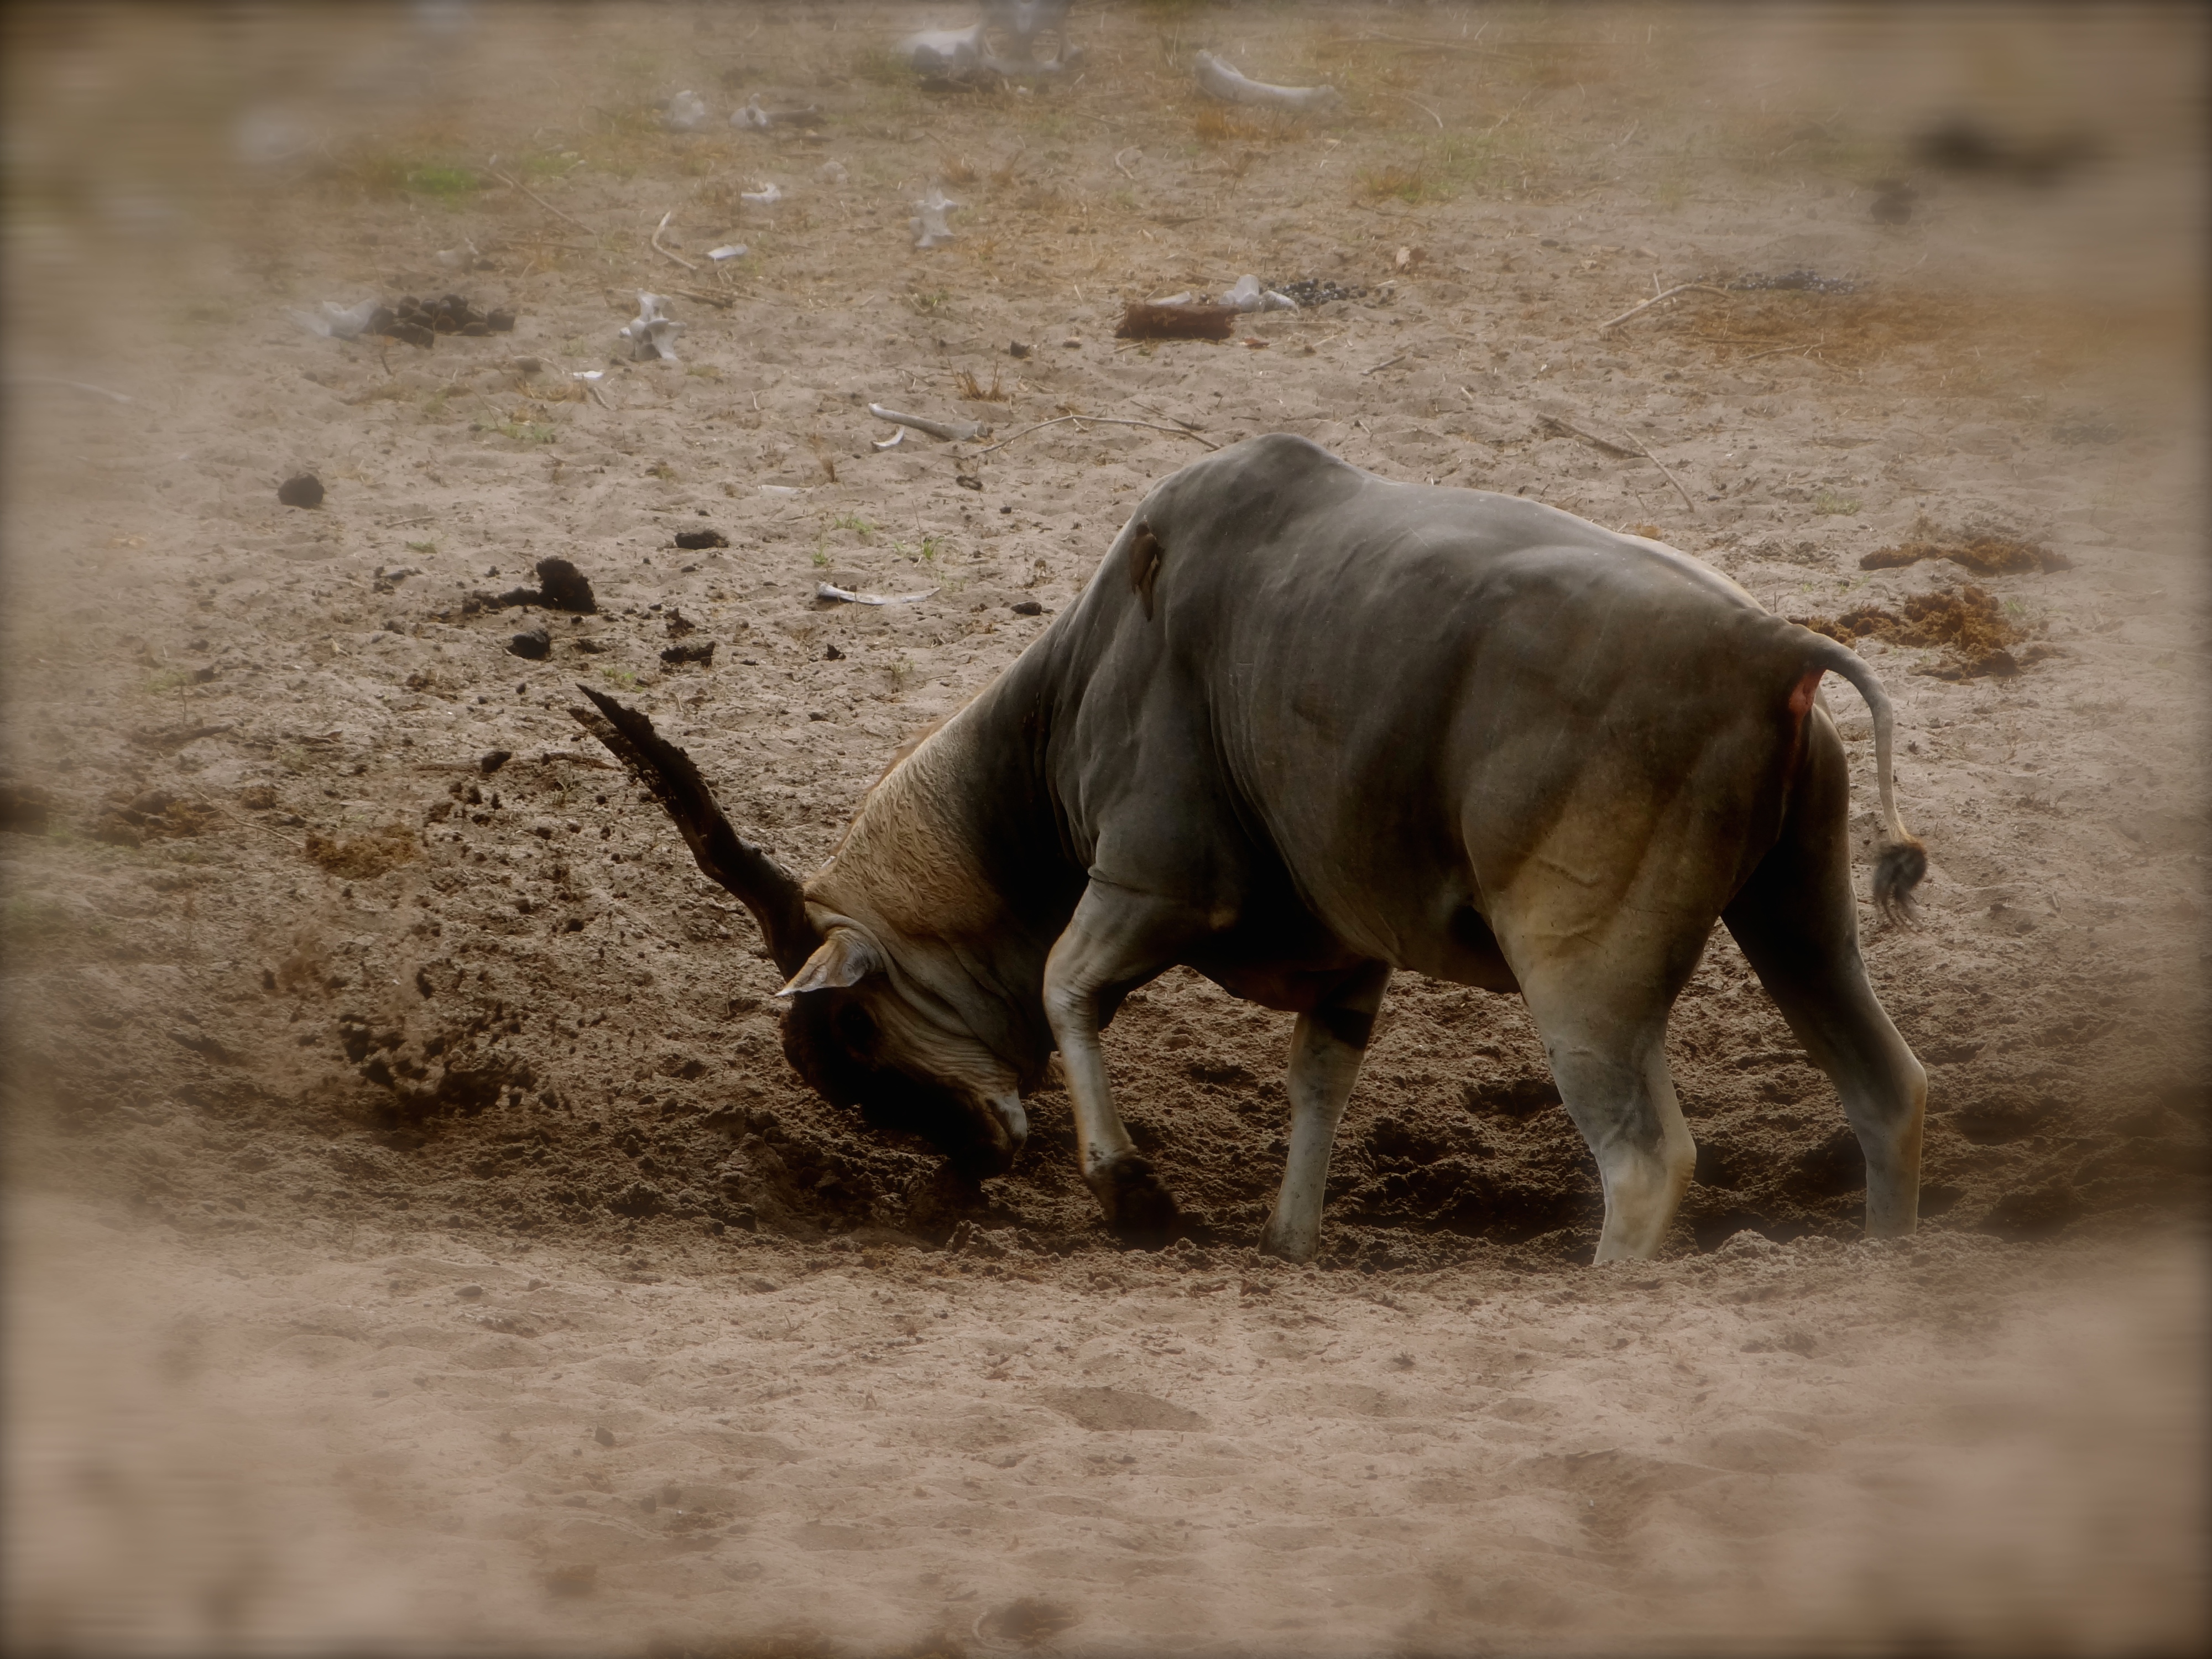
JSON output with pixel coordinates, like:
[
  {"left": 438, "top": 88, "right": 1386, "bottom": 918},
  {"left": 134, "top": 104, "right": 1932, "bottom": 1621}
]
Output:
[{"left": 1873, "top": 836, "right": 1928, "bottom": 925}]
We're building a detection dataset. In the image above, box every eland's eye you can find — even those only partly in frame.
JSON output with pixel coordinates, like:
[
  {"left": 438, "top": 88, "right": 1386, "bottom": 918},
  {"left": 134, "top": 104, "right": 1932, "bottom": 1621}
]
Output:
[{"left": 832, "top": 1001, "right": 878, "bottom": 1056}]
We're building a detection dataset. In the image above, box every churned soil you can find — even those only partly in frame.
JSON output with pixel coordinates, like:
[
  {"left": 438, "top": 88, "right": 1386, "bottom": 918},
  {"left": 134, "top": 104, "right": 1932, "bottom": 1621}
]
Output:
[{"left": 3, "top": 4, "right": 2205, "bottom": 1655}]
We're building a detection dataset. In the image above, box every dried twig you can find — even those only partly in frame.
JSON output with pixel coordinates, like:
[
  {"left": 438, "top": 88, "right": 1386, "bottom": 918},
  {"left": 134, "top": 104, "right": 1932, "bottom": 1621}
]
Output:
[
  {"left": 650, "top": 210, "right": 700, "bottom": 273},
  {"left": 1350, "top": 32, "right": 1531, "bottom": 62},
  {"left": 1114, "top": 146, "right": 1141, "bottom": 180},
  {"left": 486, "top": 236, "right": 599, "bottom": 252},
  {"left": 1128, "top": 398, "right": 1207, "bottom": 435},
  {"left": 1400, "top": 95, "right": 1444, "bottom": 129},
  {"left": 489, "top": 168, "right": 595, "bottom": 233},
  {"left": 1625, "top": 431, "right": 1697, "bottom": 514},
  {"left": 973, "top": 414, "right": 1220, "bottom": 457},
  {"left": 1362, "top": 352, "right": 1412, "bottom": 375},
  {"left": 1538, "top": 415, "right": 1639, "bottom": 457},
  {"left": 1745, "top": 336, "right": 1823, "bottom": 359},
  {"left": 179, "top": 784, "right": 304, "bottom": 852},
  {"left": 662, "top": 284, "right": 734, "bottom": 309},
  {"left": 1540, "top": 416, "right": 1697, "bottom": 514},
  {"left": 1595, "top": 282, "right": 1731, "bottom": 332},
  {"left": 7, "top": 375, "right": 134, "bottom": 403}
]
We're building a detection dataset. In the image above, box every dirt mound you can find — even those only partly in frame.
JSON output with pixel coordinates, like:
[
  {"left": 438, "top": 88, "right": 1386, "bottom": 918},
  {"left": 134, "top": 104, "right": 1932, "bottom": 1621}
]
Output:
[
  {"left": 303, "top": 825, "right": 418, "bottom": 878},
  {"left": 1793, "top": 585, "right": 2058, "bottom": 679}
]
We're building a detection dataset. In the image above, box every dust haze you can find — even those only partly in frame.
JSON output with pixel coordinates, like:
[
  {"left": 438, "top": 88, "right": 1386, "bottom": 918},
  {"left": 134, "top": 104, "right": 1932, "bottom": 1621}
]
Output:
[{"left": 3, "top": 4, "right": 2205, "bottom": 1656}]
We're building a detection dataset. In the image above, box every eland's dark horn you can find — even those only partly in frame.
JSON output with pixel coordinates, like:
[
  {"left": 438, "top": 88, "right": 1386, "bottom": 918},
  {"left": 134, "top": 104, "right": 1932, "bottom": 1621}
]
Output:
[{"left": 569, "top": 686, "right": 820, "bottom": 975}]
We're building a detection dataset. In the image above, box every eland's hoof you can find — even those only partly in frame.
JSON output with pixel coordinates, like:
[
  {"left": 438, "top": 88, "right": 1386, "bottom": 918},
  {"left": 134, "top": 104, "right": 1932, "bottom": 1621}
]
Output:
[{"left": 1094, "top": 1155, "right": 1180, "bottom": 1250}]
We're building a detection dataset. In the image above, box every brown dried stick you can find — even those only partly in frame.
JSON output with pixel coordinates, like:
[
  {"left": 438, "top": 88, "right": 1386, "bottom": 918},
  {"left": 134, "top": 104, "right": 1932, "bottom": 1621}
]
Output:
[
  {"left": 1540, "top": 416, "right": 1697, "bottom": 514},
  {"left": 973, "top": 415, "right": 1221, "bottom": 457},
  {"left": 489, "top": 169, "right": 596, "bottom": 234},
  {"left": 1626, "top": 432, "right": 1698, "bottom": 514},
  {"left": 1538, "top": 415, "right": 1639, "bottom": 457},
  {"left": 1595, "top": 283, "right": 1732, "bottom": 332}
]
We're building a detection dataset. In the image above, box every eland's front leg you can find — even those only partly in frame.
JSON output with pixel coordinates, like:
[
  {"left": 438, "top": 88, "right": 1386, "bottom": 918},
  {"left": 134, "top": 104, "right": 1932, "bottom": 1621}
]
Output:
[
  {"left": 1042, "top": 881, "right": 1207, "bottom": 1248},
  {"left": 1259, "top": 962, "right": 1391, "bottom": 1263}
]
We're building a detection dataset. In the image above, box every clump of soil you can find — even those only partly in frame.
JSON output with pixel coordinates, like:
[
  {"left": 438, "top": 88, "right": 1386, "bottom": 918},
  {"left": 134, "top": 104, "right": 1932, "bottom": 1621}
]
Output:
[
  {"left": 91, "top": 789, "right": 221, "bottom": 846},
  {"left": 373, "top": 292, "right": 517, "bottom": 348},
  {"left": 487, "top": 556, "right": 597, "bottom": 614},
  {"left": 1117, "top": 301, "right": 1238, "bottom": 341},
  {"left": 1, "top": 780, "right": 53, "bottom": 834},
  {"left": 1792, "top": 585, "right": 2057, "bottom": 680},
  {"left": 1861, "top": 521, "right": 2071, "bottom": 576},
  {"left": 302, "top": 825, "right": 417, "bottom": 878}
]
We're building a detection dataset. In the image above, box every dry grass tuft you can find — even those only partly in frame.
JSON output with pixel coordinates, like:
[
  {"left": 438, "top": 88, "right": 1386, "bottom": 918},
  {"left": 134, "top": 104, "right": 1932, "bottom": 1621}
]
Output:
[
  {"left": 956, "top": 367, "right": 1007, "bottom": 401},
  {"left": 1358, "top": 161, "right": 1436, "bottom": 204},
  {"left": 1792, "top": 587, "right": 2056, "bottom": 680},
  {"left": 1861, "top": 518, "right": 2070, "bottom": 576},
  {"left": 1193, "top": 106, "right": 1281, "bottom": 144}
]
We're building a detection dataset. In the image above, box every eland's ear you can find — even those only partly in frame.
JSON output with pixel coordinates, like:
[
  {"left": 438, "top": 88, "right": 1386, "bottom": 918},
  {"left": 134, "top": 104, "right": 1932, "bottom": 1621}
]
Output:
[{"left": 776, "top": 926, "right": 884, "bottom": 997}]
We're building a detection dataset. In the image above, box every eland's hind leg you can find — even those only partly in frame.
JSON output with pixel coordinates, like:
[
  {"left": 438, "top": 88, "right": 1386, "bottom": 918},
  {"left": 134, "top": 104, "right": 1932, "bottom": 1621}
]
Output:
[
  {"left": 1724, "top": 710, "right": 1927, "bottom": 1237},
  {"left": 1490, "top": 860, "right": 1714, "bottom": 1262},
  {"left": 1512, "top": 974, "right": 1698, "bottom": 1262}
]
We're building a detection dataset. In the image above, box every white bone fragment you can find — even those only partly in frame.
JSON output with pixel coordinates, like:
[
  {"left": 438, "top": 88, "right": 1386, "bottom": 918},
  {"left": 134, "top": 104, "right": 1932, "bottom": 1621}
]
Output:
[
  {"left": 979, "top": 0, "right": 1081, "bottom": 70},
  {"left": 817, "top": 582, "right": 938, "bottom": 607},
  {"left": 867, "top": 403, "right": 988, "bottom": 442},
  {"left": 902, "top": 24, "right": 987, "bottom": 76},
  {"left": 289, "top": 296, "right": 383, "bottom": 340},
  {"left": 571, "top": 371, "right": 605, "bottom": 382},
  {"left": 664, "top": 90, "right": 708, "bottom": 132},
  {"left": 817, "top": 159, "right": 849, "bottom": 185},
  {"left": 617, "top": 292, "right": 685, "bottom": 363},
  {"left": 1221, "top": 273, "right": 1299, "bottom": 312},
  {"left": 1149, "top": 290, "right": 1196, "bottom": 307},
  {"left": 872, "top": 427, "right": 907, "bottom": 452},
  {"left": 910, "top": 187, "right": 959, "bottom": 250},
  {"left": 1192, "top": 50, "right": 1340, "bottom": 111},
  {"left": 739, "top": 182, "right": 783, "bottom": 207},
  {"left": 707, "top": 244, "right": 747, "bottom": 262},
  {"left": 760, "top": 484, "right": 804, "bottom": 495},
  {"left": 731, "top": 93, "right": 818, "bottom": 128},
  {"left": 906, "top": 4, "right": 1082, "bottom": 76}
]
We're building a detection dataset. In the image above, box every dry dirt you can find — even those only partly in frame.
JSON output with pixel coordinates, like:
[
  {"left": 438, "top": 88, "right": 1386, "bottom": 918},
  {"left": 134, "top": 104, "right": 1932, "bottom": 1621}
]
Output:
[{"left": 3, "top": 5, "right": 2207, "bottom": 1656}]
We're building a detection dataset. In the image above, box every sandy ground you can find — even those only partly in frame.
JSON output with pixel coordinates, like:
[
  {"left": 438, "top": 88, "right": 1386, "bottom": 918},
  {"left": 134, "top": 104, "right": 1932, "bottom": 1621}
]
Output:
[{"left": 3, "top": 4, "right": 2208, "bottom": 1655}]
